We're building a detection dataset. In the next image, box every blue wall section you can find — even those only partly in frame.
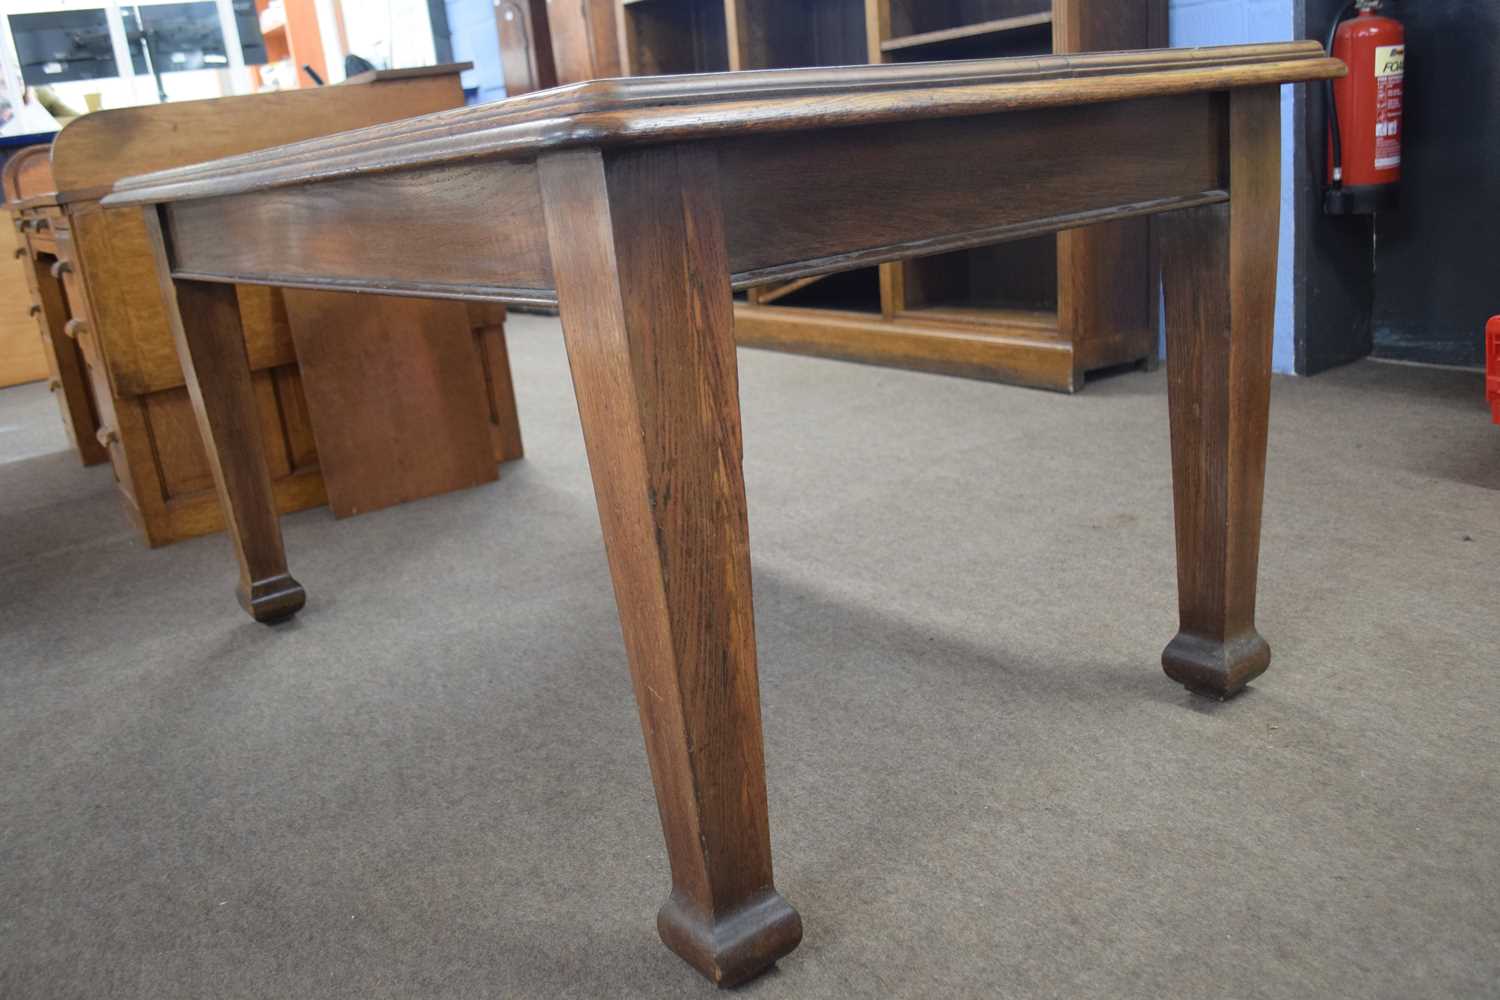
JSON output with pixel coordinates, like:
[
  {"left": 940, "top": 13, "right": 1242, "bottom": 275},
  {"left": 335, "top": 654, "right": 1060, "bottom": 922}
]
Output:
[
  {"left": 446, "top": 0, "right": 508, "bottom": 104},
  {"left": 1169, "top": 0, "right": 1299, "bottom": 373}
]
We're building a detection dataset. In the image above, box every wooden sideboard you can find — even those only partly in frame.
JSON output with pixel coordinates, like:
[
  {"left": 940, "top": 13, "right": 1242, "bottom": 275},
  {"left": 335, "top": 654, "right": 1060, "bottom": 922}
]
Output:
[
  {"left": 6, "top": 66, "right": 523, "bottom": 546},
  {"left": 4, "top": 146, "right": 102, "bottom": 451},
  {"left": 0, "top": 146, "right": 51, "bottom": 390},
  {"left": 616, "top": 0, "right": 1168, "bottom": 391}
]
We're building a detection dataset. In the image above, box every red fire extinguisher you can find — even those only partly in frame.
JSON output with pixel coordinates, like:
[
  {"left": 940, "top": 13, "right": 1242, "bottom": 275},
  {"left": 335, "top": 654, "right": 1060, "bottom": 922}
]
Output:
[{"left": 1324, "top": 0, "right": 1405, "bottom": 214}]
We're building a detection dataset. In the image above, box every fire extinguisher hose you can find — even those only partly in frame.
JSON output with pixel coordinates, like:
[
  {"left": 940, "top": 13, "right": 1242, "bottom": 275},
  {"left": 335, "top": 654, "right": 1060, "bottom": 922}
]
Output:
[{"left": 1323, "top": 1, "right": 1356, "bottom": 187}]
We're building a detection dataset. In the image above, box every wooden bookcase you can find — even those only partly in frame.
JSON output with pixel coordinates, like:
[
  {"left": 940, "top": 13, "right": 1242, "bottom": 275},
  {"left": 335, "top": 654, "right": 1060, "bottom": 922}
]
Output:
[{"left": 616, "top": 0, "right": 1167, "bottom": 391}]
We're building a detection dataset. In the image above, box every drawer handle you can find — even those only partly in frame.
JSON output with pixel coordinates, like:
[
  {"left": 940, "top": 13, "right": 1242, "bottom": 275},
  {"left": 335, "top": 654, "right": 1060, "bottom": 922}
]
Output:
[
  {"left": 64, "top": 318, "right": 87, "bottom": 339},
  {"left": 96, "top": 427, "right": 118, "bottom": 448},
  {"left": 51, "top": 260, "right": 72, "bottom": 278},
  {"left": 29, "top": 304, "right": 42, "bottom": 317},
  {"left": 48, "top": 379, "right": 61, "bottom": 392}
]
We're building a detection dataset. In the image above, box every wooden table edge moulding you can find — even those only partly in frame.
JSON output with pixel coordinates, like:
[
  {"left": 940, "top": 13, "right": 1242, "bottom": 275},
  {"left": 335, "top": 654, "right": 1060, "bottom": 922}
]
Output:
[{"left": 106, "top": 42, "right": 1343, "bottom": 987}]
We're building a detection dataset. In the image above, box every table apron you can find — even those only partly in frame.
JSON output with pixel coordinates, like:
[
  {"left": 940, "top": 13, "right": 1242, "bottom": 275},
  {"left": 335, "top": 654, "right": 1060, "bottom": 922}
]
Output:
[{"left": 161, "top": 91, "right": 1229, "bottom": 304}]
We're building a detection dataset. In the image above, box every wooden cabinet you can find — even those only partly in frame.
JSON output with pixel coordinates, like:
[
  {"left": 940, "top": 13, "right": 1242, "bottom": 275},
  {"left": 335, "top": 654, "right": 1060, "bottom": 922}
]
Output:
[
  {"left": 616, "top": 0, "right": 1167, "bottom": 391},
  {"left": 249, "top": 0, "right": 331, "bottom": 90},
  {"left": 549, "top": 0, "right": 622, "bottom": 82},
  {"left": 495, "top": 0, "right": 620, "bottom": 94},
  {"left": 3, "top": 147, "right": 59, "bottom": 392},
  {"left": 4, "top": 147, "right": 106, "bottom": 457}
]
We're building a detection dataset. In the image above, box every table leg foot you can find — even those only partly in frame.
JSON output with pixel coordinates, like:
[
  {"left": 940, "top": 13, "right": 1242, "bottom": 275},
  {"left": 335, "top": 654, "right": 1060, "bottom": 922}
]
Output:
[
  {"left": 1162, "top": 630, "right": 1270, "bottom": 700},
  {"left": 238, "top": 574, "right": 306, "bottom": 624},
  {"left": 658, "top": 891, "right": 803, "bottom": 989}
]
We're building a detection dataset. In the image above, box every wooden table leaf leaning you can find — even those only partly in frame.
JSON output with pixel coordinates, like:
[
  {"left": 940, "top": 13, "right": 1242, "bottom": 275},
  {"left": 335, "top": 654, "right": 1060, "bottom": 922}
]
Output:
[{"left": 106, "top": 43, "right": 1342, "bottom": 986}]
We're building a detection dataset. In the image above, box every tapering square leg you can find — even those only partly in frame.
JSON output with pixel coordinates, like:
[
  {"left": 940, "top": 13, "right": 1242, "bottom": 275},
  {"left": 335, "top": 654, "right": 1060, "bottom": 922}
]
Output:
[
  {"left": 1157, "top": 87, "right": 1280, "bottom": 698},
  {"left": 144, "top": 209, "right": 304, "bottom": 623},
  {"left": 540, "top": 146, "right": 801, "bottom": 987}
]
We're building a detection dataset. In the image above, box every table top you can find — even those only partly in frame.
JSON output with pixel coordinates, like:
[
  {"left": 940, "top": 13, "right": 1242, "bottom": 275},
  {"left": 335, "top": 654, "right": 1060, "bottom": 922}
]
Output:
[{"left": 107, "top": 42, "right": 1341, "bottom": 208}]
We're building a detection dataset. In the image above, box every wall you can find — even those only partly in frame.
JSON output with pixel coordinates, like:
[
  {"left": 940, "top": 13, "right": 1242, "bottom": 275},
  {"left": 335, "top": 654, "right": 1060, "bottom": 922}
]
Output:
[
  {"left": 1294, "top": 0, "right": 1376, "bottom": 375},
  {"left": 345, "top": 0, "right": 440, "bottom": 73},
  {"left": 1369, "top": 0, "right": 1499, "bottom": 367},
  {"left": 1169, "top": 0, "right": 1299, "bottom": 373},
  {"left": 445, "top": 0, "right": 507, "bottom": 103}
]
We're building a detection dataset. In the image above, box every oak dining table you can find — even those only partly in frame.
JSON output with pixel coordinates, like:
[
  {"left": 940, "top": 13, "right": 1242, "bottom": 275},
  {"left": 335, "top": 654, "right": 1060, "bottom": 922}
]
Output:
[{"left": 106, "top": 42, "right": 1342, "bottom": 988}]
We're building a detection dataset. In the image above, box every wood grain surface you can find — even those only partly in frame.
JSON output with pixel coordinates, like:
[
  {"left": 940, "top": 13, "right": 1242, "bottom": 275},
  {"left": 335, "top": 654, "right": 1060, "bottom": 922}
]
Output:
[
  {"left": 120, "top": 48, "right": 1328, "bottom": 986},
  {"left": 541, "top": 145, "right": 800, "bottom": 986},
  {"left": 1158, "top": 86, "right": 1279, "bottom": 698},
  {"left": 51, "top": 74, "right": 464, "bottom": 195},
  {"left": 145, "top": 209, "right": 305, "bottom": 623},
  {"left": 106, "top": 43, "right": 1340, "bottom": 206},
  {"left": 282, "top": 291, "right": 500, "bottom": 517}
]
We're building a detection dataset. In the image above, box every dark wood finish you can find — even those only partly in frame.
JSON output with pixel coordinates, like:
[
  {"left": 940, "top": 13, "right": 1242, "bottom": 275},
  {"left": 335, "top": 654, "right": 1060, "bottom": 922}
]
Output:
[
  {"left": 1157, "top": 86, "right": 1280, "bottom": 698},
  {"left": 146, "top": 213, "right": 305, "bottom": 623},
  {"left": 605, "top": 0, "right": 1164, "bottom": 390},
  {"left": 282, "top": 291, "right": 500, "bottom": 517},
  {"left": 548, "top": 0, "right": 622, "bottom": 83},
  {"left": 1051, "top": 0, "right": 1161, "bottom": 381},
  {"left": 469, "top": 303, "right": 526, "bottom": 463},
  {"left": 159, "top": 91, "right": 1225, "bottom": 304},
  {"left": 110, "top": 44, "right": 1340, "bottom": 983},
  {"left": 619, "top": 0, "right": 729, "bottom": 75},
  {"left": 115, "top": 44, "right": 1322, "bottom": 198},
  {"left": 881, "top": 11, "right": 1053, "bottom": 54},
  {"left": 541, "top": 145, "right": 800, "bottom": 987},
  {"left": 164, "top": 162, "right": 552, "bottom": 298},
  {"left": 717, "top": 95, "right": 1222, "bottom": 279},
  {"left": 883, "top": 0, "right": 1050, "bottom": 38},
  {"left": 730, "top": 0, "right": 869, "bottom": 69},
  {"left": 495, "top": 0, "right": 559, "bottom": 95}
]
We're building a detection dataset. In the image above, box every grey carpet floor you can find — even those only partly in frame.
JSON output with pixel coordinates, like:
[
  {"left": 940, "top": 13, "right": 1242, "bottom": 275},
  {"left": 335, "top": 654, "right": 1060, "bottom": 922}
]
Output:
[{"left": 2, "top": 315, "right": 1497, "bottom": 1000}]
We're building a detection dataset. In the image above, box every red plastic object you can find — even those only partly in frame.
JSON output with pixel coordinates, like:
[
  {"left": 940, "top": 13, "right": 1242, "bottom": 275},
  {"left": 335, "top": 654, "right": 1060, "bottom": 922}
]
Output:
[{"left": 1488, "top": 316, "right": 1500, "bottom": 424}]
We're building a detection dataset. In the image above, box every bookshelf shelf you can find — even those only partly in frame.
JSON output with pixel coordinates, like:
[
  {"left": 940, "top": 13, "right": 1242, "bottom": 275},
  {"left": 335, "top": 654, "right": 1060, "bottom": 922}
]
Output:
[{"left": 880, "top": 12, "right": 1053, "bottom": 54}]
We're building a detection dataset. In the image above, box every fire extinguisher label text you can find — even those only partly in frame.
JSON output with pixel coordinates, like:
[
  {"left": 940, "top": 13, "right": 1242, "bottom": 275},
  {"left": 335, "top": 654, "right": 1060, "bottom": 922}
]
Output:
[
  {"left": 1375, "top": 45, "right": 1405, "bottom": 77},
  {"left": 1374, "top": 44, "right": 1404, "bottom": 169}
]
